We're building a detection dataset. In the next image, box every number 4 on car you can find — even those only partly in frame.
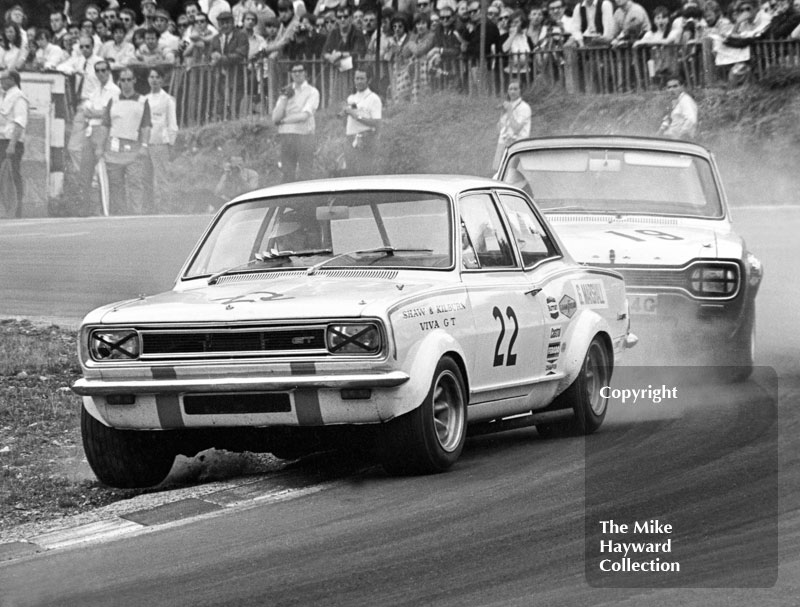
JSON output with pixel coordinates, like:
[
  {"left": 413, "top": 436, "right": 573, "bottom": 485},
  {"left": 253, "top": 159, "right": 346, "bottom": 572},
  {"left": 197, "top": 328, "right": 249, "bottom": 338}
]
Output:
[{"left": 72, "top": 175, "right": 637, "bottom": 488}]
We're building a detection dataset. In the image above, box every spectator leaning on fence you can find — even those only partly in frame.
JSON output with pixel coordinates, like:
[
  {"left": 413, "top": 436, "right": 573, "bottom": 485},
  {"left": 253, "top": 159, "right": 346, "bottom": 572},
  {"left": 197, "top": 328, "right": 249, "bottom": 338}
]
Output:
[
  {"left": 493, "top": 79, "right": 531, "bottom": 170},
  {"left": 322, "top": 3, "right": 367, "bottom": 70},
  {"left": 571, "top": 0, "right": 617, "bottom": 46},
  {"left": 136, "top": 28, "right": 178, "bottom": 65},
  {"left": 271, "top": 63, "right": 319, "bottom": 183},
  {"left": 182, "top": 12, "right": 216, "bottom": 65},
  {"left": 101, "top": 67, "right": 152, "bottom": 215},
  {"left": 100, "top": 21, "right": 137, "bottom": 70},
  {"left": 210, "top": 10, "right": 249, "bottom": 117},
  {"left": 611, "top": 0, "right": 652, "bottom": 46},
  {"left": 144, "top": 67, "right": 178, "bottom": 213},
  {"left": 0, "top": 69, "right": 28, "bottom": 218},
  {"left": 33, "top": 28, "right": 68, "bottom": 71},
  {"left": 154, "top": 9, "right": 182, "bottom": 57},
  {"left": 78, "top": 59, "right": 119, "bottom": 215},
  {"left": 763, "top": 0, "right": 800, "bottom": 38},
  {"left": 658, "top": 73, "right": 697, "bottom": 140}
]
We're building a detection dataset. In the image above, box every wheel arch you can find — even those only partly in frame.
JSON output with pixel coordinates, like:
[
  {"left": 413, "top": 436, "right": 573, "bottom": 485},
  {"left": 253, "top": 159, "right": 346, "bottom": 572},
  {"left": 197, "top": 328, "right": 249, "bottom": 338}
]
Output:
[{"left": 558, "top": 310, "right": 615, "bottom": 396}]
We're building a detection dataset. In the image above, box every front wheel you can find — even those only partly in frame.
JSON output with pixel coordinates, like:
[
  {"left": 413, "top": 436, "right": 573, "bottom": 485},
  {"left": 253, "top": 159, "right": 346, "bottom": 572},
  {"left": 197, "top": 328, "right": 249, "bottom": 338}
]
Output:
[
  {"left": 537, "top": 336, "right": 611, "bottom": 438},
  {"left": 81, "top": 406, "right": 177, "bottom": 488},
  {"left": 380, "top": 357, "right": 467, "bottom": 475}
]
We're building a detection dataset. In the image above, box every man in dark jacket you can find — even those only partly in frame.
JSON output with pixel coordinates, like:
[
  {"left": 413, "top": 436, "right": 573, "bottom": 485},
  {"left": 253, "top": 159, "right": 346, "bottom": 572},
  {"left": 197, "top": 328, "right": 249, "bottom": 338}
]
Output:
[{"left": 210, "top": 11, "right": 249, "bottom": 118}]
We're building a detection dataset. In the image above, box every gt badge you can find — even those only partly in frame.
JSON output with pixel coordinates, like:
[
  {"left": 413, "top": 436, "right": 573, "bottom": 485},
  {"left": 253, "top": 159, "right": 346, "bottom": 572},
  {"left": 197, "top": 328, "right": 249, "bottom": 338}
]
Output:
[
  {"left": 546, "top": 296, "right": 559, "bottom": 319},
  {"left": 559, "top": 295, "right": 577, "bottom": 318},
  {"left": 550, "top": 326, "right": 561, "bottom": 339}
]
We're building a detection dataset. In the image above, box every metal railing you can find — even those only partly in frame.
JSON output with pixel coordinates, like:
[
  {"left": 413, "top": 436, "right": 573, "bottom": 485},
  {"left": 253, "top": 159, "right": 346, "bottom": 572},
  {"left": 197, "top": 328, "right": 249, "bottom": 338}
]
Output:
[{"left": 55, "top": 38, "right": 800, "bottom": 128}]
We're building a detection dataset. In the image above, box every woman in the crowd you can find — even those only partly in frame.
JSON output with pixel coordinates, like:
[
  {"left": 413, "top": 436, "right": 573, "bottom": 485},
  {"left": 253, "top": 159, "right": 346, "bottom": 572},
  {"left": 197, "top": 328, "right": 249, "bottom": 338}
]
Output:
[
  {"left": 503, "top": 9, "right": 532, "bottom": 79},
  {"left": 0, "top": 22, "right": 27, "bottom": 70},
  {"left": 407, "top": 12, "right": 436, "bottom": 99}
]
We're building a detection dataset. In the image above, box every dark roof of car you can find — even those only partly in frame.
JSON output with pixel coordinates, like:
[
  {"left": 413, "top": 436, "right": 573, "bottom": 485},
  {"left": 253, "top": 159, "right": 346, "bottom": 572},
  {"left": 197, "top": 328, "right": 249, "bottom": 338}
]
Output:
[
  {"left": 505, "top": 135, "right": 713, "bottom": 158},
  {"left": 234, "top": 175, "right": 511, "bottom": 203}
]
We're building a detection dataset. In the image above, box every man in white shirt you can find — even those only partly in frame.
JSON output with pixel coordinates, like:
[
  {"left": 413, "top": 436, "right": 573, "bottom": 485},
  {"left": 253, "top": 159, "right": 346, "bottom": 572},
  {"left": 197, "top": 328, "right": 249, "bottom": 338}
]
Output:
[
  {"left": 154, "top": 9, "right": 181, "bottom": 58},
  {"left": 658, "top": 75, "right": 698, "bottom": 139},
  {"left": 271, "top": 64, "right": 320, "bottom": 182},
  {"left": 342, "top": 67, "right": 382, "bottom": 175},
  {"left": 611, "top": 0, "right": 652, "bottom": 46},
  {"left": 0, "top": 69, "right": 28, "bottom": 217},
  {"left": 144, "top": 67, "right": 178, "bottom": 213},
  {"left": 78, "top": 59, "right": 120, "bottom": 214}
]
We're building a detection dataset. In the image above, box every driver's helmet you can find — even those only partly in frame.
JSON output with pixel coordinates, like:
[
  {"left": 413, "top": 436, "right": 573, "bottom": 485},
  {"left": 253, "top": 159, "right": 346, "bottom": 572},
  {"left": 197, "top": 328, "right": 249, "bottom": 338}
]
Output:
[{"left": 271, "top": 207, "right": 319, "bottom": 251}]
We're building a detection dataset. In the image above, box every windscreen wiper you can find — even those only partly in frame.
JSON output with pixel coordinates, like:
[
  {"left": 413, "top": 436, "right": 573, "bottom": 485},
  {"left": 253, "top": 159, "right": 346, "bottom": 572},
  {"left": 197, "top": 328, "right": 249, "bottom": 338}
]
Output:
[
  {"left": 306, "top": 247, "right": 433, "bottom": 276},
  {"left": 207, "top": 249, "right": 332, "bottom": 285}
]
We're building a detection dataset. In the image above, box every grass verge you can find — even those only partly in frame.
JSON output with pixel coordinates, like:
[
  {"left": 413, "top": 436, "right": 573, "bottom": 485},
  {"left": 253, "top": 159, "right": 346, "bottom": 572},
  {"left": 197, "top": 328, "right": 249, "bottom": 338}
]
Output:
[{"left": 0, "top": 319, "right": 146, "bottom": 530}]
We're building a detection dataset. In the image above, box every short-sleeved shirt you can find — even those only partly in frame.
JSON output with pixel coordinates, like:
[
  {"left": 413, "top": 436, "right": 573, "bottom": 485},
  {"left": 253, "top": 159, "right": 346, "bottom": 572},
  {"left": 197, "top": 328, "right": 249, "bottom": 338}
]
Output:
[
  {"left": 278, "top": 80, "right": 319, "bottom": 135},
  {"left": 0, "top": 85, "right": 28, "bottom": 139},
  {"left": 345, "top": 88, "right": 382, "bottom": 136}
]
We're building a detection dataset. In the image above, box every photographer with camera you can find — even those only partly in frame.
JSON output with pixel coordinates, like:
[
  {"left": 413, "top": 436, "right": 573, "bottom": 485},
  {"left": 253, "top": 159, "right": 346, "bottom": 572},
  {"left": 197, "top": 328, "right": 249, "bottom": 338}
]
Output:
[
  {"left": 271, "top": 63, "right": 320, "bottom": 182},
  {"left": 214, "top": 154, "right": 260, "bottom": 204}
]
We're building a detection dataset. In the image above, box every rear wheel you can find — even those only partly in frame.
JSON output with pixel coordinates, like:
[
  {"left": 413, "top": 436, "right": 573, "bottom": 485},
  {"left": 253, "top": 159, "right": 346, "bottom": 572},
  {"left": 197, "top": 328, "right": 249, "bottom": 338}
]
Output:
[
  {"left": 380, "top": 357, "right": 467, "bottom": 475},
  {"left": 537, "top": 336, "right": 610, "bottom": 438},
  {"left": 81, "top": 406, "right": 177, "bottom": 488}
]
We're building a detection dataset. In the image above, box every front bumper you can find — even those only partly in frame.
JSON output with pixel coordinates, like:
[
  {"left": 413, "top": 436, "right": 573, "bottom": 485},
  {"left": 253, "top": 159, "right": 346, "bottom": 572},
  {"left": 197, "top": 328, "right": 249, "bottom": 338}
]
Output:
[{"left": 72, "top": 371, "right": 410, "bottom": 396}]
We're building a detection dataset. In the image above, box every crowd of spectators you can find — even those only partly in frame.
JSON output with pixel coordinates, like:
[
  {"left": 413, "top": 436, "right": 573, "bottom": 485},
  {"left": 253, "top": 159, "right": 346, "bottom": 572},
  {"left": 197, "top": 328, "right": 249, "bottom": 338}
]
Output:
[{"left": 0, "top": 0, "right": 793, "bottom": 100}]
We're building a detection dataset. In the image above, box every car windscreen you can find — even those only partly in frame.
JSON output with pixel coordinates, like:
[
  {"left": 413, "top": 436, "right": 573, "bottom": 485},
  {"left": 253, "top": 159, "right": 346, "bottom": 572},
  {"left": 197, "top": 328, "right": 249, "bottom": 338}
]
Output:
[
  {"left": 501, "top": 148, "right": 724, "bottom": 218},
  {"left": 184, "top": 190, "right": 453, "bottom": 279}
]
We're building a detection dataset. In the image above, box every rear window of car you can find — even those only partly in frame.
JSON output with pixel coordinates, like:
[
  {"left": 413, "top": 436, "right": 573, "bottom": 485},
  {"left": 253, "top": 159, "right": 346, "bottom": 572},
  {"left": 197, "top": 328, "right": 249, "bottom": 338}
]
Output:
[{"left": 501, "top": 148, "right": 724, "bottom": 218}]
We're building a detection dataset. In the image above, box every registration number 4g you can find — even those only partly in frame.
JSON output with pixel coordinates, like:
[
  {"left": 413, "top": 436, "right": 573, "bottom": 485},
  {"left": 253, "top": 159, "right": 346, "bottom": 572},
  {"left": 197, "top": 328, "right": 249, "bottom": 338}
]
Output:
[
  {"left": 492, "top": 306, "right": 518, "bottom": 367},
  {"left": 629, "top": 294, "right": 657, "bottom": 315}
]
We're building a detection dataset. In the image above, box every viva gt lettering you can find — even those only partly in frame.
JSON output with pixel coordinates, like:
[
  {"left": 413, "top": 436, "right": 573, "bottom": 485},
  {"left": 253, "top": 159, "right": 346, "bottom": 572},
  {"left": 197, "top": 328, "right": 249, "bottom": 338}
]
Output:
[
  {"left": 419, "top": 317, "right": 457, "bottom": 331},
  {"left": 605, "top": 229, "right": 683, "bottom": 242}
]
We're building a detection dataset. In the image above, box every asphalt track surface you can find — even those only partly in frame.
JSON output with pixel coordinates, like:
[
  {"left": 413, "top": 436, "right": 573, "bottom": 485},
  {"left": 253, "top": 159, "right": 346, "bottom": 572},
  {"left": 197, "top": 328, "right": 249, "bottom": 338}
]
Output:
[{"left": 0, "top": 208, "right": 798, "bottom": 606}]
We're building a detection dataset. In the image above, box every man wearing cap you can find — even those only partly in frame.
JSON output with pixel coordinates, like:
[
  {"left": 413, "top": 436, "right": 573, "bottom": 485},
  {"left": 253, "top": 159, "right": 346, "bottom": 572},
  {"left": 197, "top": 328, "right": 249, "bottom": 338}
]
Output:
[
  {"left": 0, "top": 69, "right": 28, "bottom": 218},
  {"left": 141, "top": 0, "right": 160, "bottom": 30},
  {"left": 271, "top": 63, "right": 319, "bottom": 182},
  {"left": 153, "top": 8, "right": 182, "bottom": 57},
  {"left": 210, "top": 11, "right": 249, "bottom": 117},
  {"left": 202, "top": 0, "right": 233, "bottom": 28}
]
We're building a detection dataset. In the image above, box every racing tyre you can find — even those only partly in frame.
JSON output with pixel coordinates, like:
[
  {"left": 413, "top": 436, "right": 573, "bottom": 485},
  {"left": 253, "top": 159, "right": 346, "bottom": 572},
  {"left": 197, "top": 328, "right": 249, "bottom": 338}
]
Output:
[
  {"left": 380, "top": 357, "right": 467, "bottom": 475},
  {"left": 81, "top": 406, "right": 177, "bottom": 488},
  {"left": 723, "top": 308, "right": 755, "bottom": 383},
  {"left": 537, "top": 336, "right": 610, "bottom": 438}
]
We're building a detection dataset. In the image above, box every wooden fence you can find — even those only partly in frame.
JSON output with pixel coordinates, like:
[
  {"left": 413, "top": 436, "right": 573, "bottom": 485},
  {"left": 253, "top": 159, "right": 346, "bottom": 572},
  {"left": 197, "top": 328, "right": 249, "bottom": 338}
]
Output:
[{"left": 59, "top": 39, "right": 800, "bottom": 128}]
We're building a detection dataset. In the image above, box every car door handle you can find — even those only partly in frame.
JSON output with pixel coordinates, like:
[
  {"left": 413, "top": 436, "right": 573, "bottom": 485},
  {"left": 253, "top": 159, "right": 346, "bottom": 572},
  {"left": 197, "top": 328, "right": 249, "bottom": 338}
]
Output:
[{"left": 525, "top": 286, "right": 542, "bottom": 297}]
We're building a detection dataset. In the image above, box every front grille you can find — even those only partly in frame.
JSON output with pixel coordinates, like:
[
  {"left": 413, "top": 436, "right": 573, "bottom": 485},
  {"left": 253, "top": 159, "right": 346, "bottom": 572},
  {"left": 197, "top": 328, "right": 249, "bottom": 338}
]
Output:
[
  {"left": 613, "top": 269, "right": 687, "bottom": 288},
  {"left": 140, "top": 326, "right": 327, "bottom": 359}
]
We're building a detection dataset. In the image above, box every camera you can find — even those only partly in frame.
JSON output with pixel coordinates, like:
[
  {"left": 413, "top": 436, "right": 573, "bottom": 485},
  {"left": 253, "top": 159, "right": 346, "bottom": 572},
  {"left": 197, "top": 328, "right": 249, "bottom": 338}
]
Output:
[{"left": 281, "top": 84, "right": 295, "bottom": 98}]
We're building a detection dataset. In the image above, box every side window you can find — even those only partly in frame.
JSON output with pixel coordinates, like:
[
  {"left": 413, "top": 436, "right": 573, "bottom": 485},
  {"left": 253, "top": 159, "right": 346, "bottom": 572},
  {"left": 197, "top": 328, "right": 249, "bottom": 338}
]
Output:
[
  {"left": 497, "top": 192, "right": 558, "bottom": 267},
  {"left": 459, "top": 193, "right": 516, "bottom": 269}
]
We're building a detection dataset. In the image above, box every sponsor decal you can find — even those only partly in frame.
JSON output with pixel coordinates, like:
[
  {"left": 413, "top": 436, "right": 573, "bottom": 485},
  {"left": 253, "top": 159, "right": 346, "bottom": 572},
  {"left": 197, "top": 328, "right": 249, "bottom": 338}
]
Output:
[
  {"left": 559, "top": 295, "right": 577, "bottom": 318},
  {"left": 545, "top": 361, "right": 558, "bottom": 375},
  {"left": 547, "top": 342, "right": 561, "bottom": 361},
  {"left": 547, "top": 296, "right": 559, "bottom": 319},
  {"left": 573, "top": 279, "right": 608, "bottom": 309},
  {"left": 402, "top": 300, "right": 466, "bottom": 321},
  {"left": 550, "top": 326, "right": 562, "bottom": 339}
]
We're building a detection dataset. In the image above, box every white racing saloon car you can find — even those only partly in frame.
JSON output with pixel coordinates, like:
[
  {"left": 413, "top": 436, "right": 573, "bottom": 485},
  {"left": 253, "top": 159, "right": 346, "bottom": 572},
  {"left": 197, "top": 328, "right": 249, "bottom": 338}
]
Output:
[
  {"left": 496, "top": 137, "right": 762, "bottom": 378},
  {"left": 72, "top": 176, "right": 636, "bottom": 488}
]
